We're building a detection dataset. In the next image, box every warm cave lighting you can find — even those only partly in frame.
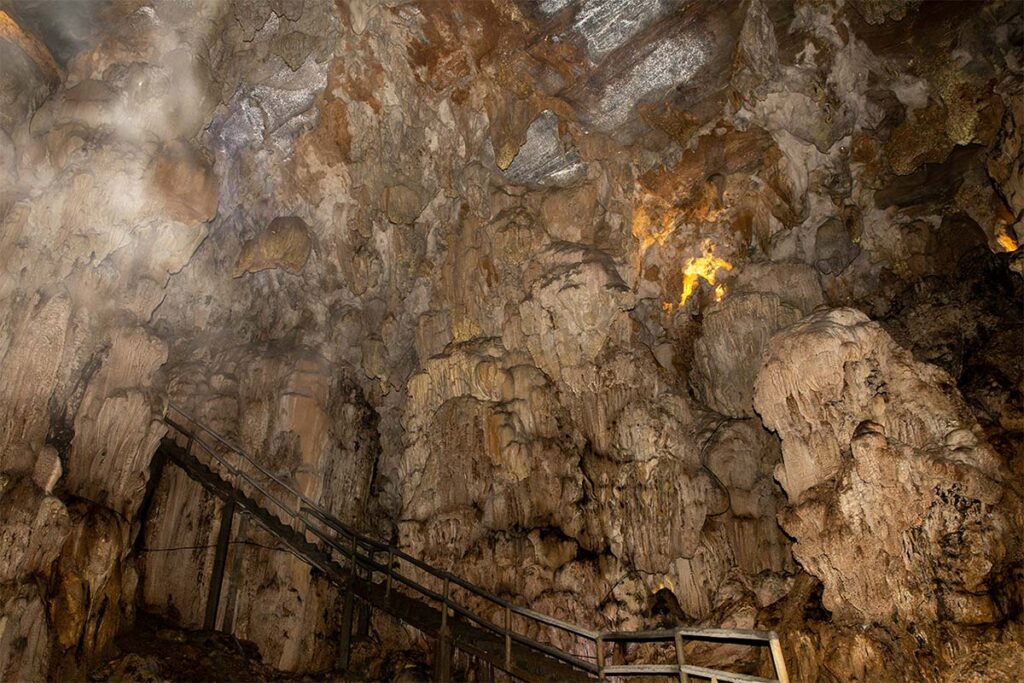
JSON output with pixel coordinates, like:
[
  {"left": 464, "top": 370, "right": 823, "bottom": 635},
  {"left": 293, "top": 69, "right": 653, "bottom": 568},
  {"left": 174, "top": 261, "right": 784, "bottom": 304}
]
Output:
[
  {"left": 996, "top": 225, "right": 1019, "bottom": 252},
  {"left": 632, "top": 194, "right": 676, "bottom": 254},
  {"left": 678, "top": 239, "right": 733, "bottom": 307},
  {"left": 5, "top": 0, "right": 1023, "bottom": 681}
]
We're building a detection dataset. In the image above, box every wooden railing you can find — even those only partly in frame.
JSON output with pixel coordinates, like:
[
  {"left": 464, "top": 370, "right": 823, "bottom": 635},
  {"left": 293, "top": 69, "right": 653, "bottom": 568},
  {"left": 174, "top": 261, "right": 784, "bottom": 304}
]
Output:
[{"left": 163, "top": 402, "right": 790, "bottom": 683}]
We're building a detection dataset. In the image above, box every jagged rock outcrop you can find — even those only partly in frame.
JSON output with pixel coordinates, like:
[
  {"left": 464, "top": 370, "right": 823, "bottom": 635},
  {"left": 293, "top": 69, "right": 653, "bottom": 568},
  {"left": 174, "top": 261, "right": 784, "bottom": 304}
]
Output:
[
  {"left": 400, "top": 340, "right": 585, "bottom": 564},
  {"left": 233, "top": 216, "right": 312, "bottom": 277},
  {"left": 0, "top": 0, "right": 1021, "bottom": 680},
  {"left": 141, "top": 347, "right": 377, "bottom": 672},
  {"left": 754, "top": 308, "right": 1021, "bottom": 627},
  {"left": 692, "top": 293, "right": 805, "bottom": 418}
]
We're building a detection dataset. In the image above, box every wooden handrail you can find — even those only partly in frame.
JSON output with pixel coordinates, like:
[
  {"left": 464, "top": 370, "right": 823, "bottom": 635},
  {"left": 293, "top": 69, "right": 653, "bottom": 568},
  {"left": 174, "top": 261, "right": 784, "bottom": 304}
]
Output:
[{"left": 162, "top": 402, "right": 789, "bottom": 683}]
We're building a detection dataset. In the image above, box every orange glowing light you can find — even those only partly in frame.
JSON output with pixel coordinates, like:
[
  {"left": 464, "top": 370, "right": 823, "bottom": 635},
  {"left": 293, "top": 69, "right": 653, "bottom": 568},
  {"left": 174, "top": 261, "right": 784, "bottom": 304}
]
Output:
[
  {"left": 996, "top": 226, "right": 1019, "bottom": 252},
  {"left": 679, "top": 240, "right": 733, "bottom": 307},
  {"left": 632, "top": 195, "right": 677, "bottom": 254}
]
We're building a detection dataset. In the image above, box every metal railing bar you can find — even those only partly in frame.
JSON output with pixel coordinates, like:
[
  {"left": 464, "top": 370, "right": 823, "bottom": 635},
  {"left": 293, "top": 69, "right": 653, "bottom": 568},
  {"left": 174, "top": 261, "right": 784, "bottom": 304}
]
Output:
[
  {"left": 301, "top": 505, "right": 388, "bottom": 553},
  {"left": 447, "top": 601, "right": 506, "bottom": 637},
  {"left": 166, "top": 403, "right": 321, "bottom": 512},
  {"left": 512, "top": 605, "right": 599, "bottom": 640},
  {"left": 603, "top": 663, "right": 777, "bottom": 683},
  {"left": 301, "top": 522, "right": 382, "bottom": 576},
  {"left": 304, "top": 504, "right": 599, "bottom": 640},
  {"left": 387, "top": 566, "right": 446, "bottom": 604},
  {"left": 304, "top": 519, "right": 599, "bottom": 677},
  {"left": 508, "top": 631, "right": 601, "bottom": 674},
  {"left": 186, "top": 433, "right": 297, "bottom": 523},
  {"left": 600, "top": 627, "right": 775, "bottom": 643}
]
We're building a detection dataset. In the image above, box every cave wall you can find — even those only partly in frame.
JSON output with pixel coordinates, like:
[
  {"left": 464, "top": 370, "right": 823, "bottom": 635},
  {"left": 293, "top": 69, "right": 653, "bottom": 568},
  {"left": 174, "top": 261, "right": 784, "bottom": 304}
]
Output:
[{"left": 0, "top": 0, "right": 1021, "bottom": 680}]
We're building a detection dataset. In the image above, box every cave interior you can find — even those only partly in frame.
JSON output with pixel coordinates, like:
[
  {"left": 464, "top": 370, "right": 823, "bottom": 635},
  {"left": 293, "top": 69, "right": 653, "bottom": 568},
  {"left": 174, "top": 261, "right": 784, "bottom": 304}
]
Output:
[{"left": 0, "top": 0, "right": 1022, "bottom": 681}]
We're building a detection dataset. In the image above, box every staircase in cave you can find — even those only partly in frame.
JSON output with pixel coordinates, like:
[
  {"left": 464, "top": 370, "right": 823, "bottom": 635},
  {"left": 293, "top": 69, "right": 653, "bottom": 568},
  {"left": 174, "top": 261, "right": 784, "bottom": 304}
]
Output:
[{"left": 153, "top": 404, "right": 791, "bottom": 683}]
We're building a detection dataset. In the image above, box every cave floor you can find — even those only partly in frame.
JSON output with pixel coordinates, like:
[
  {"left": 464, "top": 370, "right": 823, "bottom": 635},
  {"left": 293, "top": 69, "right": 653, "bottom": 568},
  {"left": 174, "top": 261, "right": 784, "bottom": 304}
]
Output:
[{"left": 89, "top": 612, "right": 355, "bottom": 682}]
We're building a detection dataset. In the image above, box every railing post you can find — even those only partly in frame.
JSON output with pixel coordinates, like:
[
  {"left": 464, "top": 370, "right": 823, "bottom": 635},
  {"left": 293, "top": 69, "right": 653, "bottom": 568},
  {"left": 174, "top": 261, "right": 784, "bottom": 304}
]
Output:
[
  {"left": 294, "top": 493, "right": 304, "bottom": 535},
  {"left": 675, "top": 629, "right": 689, "bottom": 683},
  {"left": 504, "top": 605, "right": 512, "bottom": 671},
  {"left": 356, "top": 548, "right": 371, "bottom": 637},
  {"left": 769, "top": 633, "right": 790, "bottom": 683},
  {"left": 596, "top": 635, "right": 606, "bottom": 682},
  {"left": 440, "top": 576, "right": 450, "bottom": 634},
  {"left": 203, "top": 495, "right": 235, "bottom": 631},
  {"left": 385, "top": 548, "right": 394, "bottom": 599},
  {"left": 338, "top": 577, "right": 355, "bottom": 671},
  {"left": 220, "top": 514, "right": 249, "bottom": 635},
  {"left": 435, "top": 576, "right": 451, "bottom": 683}
]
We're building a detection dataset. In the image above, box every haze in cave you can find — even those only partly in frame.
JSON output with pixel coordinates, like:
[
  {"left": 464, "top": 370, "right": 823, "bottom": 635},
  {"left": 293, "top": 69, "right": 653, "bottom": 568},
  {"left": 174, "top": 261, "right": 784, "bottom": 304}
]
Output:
[{"left": 0, "top": 0, "right": 1022, "bottom": 681}]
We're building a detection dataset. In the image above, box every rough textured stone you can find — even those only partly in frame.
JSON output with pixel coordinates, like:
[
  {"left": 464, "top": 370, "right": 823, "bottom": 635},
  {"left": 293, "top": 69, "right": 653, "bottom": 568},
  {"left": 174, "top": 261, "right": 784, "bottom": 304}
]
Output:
[
  {"left": 692, "top": 293, "right": 804, "bottom": 418},
  {"left": 754, "top": 309, "right": 1020, "bottom": 625},
  {"left": 233, "top": 216, "right": 312, "bottom": 277},
  {"left": 0, "top": 0, "right": 1020, "bottom": 680}
]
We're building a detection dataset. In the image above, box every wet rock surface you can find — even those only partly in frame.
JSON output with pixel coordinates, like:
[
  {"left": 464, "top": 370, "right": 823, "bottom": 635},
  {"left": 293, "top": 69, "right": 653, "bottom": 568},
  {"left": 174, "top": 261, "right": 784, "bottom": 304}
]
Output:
[{"left": 0, "top": 0, "right": 1021, "bottom": 681}]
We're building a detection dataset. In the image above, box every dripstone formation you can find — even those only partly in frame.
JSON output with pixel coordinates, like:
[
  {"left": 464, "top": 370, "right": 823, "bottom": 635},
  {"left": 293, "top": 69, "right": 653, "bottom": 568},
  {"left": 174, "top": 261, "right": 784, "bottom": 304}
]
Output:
[{"left": 0, "top": 0, "right": 1021, "bottom": 680}]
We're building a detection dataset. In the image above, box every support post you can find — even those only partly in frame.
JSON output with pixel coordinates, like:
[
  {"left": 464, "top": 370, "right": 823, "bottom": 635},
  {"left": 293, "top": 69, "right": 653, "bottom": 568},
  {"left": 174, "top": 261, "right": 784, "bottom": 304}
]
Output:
[
  {"left": 769, "top": 633, "right": 790, "bottom": 683},
  {"left": 338, "top": 581, "right": 356, "bottom": 670},
  {"left": 203, "top": 496, "right": 235, "bottom": 630},
  {"left": 220, "top": 514, "right": 249, "bottom": 634},
  {"left": 356, "top": 551, "right": 371, "bottom": 637},
  {"left": 504, "top": 605, "right": 512, "bottom": 671},
  {"left": 385, "top": 548, "right": 394, "bottom": 599},
  {"left": 434, "top": 577, "right": 451, "bottom": 683},
  {"left": 596, "top": 635, "right": 606, "bottom": 682},
  {"left": 356, "top": 601, "right": 371, "bottom": 638},
  {"left": 674, "top": 630, "right": 689, "bottom": 683}
]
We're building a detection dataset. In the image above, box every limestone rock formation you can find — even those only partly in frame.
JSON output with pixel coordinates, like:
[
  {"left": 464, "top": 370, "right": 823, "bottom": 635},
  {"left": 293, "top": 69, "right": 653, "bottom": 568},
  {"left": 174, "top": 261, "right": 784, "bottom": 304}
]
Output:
[
  {"left": 0, "top": 0, "right": 1021, "bottom": 680},
  {"left": 754, "top": 308, "right": 1021, "bottom": 627},
  {"left": 233, "top": 216, "right": 312, "bottom": 277},
  {"left": 692, "top": 293, "right": 805, "bottom": 418}
]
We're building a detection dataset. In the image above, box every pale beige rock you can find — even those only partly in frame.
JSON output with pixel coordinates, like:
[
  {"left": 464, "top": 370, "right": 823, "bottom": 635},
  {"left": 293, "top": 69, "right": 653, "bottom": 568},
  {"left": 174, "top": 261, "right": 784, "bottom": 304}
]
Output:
[
  {"left": 148, "top": 140, "right": 219, "bottom": 224},
  {"left": 755, "top": 308, "right": 999, "bottom": 499},
  {"left": 517, "top": 244, "right": 633, "bottom": 380},
  {"left": 384, "top": 184, "right": 427, "bottom": 224},
  {"left": 730, "top": 261, "right": 824, "bottom": 315},
  {"left": 0, "top": 582, "right": 52, "bottom": 683},
  {"left": 401, "top": 341, "right": 583, "bottom": 562},
  {"left": 692, "top": 293, "right": 804, "bottom": 418},
  {"left": 31, "top": 446, "right": 62, "bottom": 494},
  {"left": 233, "top": 216, "right": 312, "bottom": 277},
  {"left": 0, "top": 475, "right": 72, "bottom": 583},
  {"left": 66, "top": 328, "right": 168, "bottom": 516},
  {"left": 0, "top": 0, "right": 1020, "bottom": 680},
  {"left": 705, "top": 419, "right": 781, "bottom": 519},
  {"left": 754, "top": 308, "right": 1019, "bottom": 625},
  {"left": 0, "top": 291, "right": 71, "bottom": 473}
]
